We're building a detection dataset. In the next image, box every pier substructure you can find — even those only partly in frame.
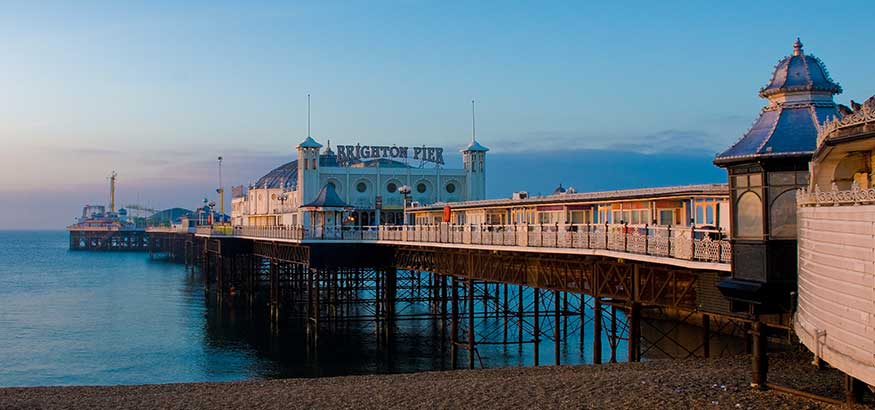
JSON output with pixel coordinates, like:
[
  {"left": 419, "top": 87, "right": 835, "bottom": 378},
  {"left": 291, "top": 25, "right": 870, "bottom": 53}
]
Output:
[{"left": 195, "top": 238, "right": 748, "bottom": 369}]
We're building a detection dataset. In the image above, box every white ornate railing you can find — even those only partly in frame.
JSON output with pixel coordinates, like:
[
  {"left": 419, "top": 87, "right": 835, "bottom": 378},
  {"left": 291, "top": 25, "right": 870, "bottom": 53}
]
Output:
[
  {"left": 200, "top": 223, "right": 731, "bottom": 264},
  {"left": 798, "top": 182, "right": 875, "bottom": 207}
]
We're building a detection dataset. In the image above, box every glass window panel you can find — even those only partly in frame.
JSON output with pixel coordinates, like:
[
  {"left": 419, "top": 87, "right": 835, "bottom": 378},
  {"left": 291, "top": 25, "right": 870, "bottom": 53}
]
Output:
[
  {"left": 706, "top": 206, "right": 714, "bottom": 225},
  {"left": 696, "top": 206, "right": 704, "bottom": 224},
  {"left": 769, "top": 190, "right": 797, "bottom": 238},
  {"left": 749, "top": 173, "right": 763, "bottom": 187},
  {"left": 736, "top": 192, "right": 764, "bottom": 238},
  {"left": 796, "top": 171, "right": 809, "bottom": 185},
  {"left": 631, "top": 211, "right": 640, "bottom": 224},
  {"left": 769, "top": 172, "right": 795, "bottom": 186},
  {"left": 659, "top": 210, "right": 673, "bottom": 225}
]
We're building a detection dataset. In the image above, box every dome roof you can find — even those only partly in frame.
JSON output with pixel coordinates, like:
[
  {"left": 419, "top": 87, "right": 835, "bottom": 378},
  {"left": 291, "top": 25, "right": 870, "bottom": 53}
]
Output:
[
  {"left": 759, "top": 38, "right": 842, "bottom": 98},
  {"left": 254, "top": 160, "right": 298, "bottom": 189},
  {"left": 552, "top": 184, "right": 567, "bottom": 195},
  {"left": 715, "top": 39, "right": 841, "bottom": 165}
]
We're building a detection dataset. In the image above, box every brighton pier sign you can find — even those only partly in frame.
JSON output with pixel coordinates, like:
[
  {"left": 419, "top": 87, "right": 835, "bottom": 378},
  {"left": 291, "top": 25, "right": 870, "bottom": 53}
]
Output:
[{"left": 336, "top": 144, "right": 445, "bottom": 165}]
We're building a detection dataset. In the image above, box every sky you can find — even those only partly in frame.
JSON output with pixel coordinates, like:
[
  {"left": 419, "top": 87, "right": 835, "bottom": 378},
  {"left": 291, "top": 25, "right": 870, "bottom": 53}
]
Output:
[{"left": 1, "top": 1, "right": 874, "bottom": 229}]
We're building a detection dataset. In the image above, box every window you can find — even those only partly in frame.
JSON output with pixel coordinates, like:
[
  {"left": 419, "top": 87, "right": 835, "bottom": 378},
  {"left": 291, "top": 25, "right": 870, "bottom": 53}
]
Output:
[
  {"left": 696, "top": 206, "right": 704, "bottom": 224},
  {"left": 387, "top": 182, "right": 397, "bottom": 193},
  {"left": 327, "top": 182, "right": 336, "bottom": 190},
  {"left": 271, "top": 194, "right": 277, "bottom": 200},
  {"left": 417, "top": 183, "right": 427, "bottom": 193},
  {"left": 705, "top": 206, "right": 714, "bottom": 225},
  {"left": 356, "top": 182, "right": 367, "bottom": 193},
  {"left": 769, "top": 190, "right": 797, "bottom": 238},
  {"left": 736, "top": 192, "right": 763, "bottom": 238},
  {"left": 446, "top": 183, "right": 456, "bottom": 193},
  {"left": 659, "top": 210, "right": 673, "bottom": 226}
]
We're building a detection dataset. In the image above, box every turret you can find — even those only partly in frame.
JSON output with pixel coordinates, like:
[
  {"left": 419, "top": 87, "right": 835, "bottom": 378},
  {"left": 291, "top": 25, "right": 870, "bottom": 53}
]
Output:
[
  {"left": 713, "top": 39, "right": 842, "bottom": 314},
  {"left": 462, "top": 100, "right": 488, "bottom": 200}
]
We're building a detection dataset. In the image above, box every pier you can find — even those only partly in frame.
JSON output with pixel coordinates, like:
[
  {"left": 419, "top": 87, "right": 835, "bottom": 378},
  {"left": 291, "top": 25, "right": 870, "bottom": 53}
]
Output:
[{"left": 191, "top": 214, "right": 741, "bottom": 370}]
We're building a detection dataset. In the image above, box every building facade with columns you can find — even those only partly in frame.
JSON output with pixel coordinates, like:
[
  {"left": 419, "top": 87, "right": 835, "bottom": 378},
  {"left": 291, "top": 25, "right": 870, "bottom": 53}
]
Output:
[{"left": 231, "top": 136, "right": 488, "bottom": 227}]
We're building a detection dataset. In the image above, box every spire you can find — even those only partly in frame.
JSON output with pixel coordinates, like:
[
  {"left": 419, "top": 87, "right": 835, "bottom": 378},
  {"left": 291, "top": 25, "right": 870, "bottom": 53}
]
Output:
[
  {"left": 462, "top": 99, "right": 489, "bottom": 152},
  {"left": 793, "top": 37, "right": 803, "bottom": 56},
  {"left": 471, "top": 99, "right": 476, "bottom": 144},
  {"left": 307, "top": 93, "right": 311, "bottom": 137}
]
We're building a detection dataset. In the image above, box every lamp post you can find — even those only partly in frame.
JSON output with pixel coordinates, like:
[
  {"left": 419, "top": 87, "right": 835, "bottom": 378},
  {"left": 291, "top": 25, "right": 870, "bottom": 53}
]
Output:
[
  {"left": 278, "top": 192, "right": 288, "bottom": 226},
  {"left": 399, "top": 185, "right": 412, "bottom": 225},
  {"left": 208, "top": 201, "right": 216, "bottom": 225}
]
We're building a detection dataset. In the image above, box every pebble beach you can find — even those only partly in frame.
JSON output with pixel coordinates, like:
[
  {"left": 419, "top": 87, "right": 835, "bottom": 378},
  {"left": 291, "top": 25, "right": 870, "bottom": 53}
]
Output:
[{"left": 0, "top": 351, "right": 868, "bottom": 410}]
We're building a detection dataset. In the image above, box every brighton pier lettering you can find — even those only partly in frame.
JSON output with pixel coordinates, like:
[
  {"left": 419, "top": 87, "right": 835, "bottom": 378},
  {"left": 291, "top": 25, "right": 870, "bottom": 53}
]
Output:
[{"left": 336, "top": 144, "right": 444, "bottom": 165}]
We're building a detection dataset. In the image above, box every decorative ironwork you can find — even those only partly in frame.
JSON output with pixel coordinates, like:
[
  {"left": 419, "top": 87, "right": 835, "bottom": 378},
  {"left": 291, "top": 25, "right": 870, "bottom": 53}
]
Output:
[{"left": 798, "top": 182, "right": 875, "bottom": 207}]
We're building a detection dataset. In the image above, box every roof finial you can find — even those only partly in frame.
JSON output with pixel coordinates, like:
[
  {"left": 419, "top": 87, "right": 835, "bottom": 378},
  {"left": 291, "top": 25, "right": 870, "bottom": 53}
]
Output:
[
  {"left": 793, "top": 37, "right": 803, "bottom": 56},
  {"left": 307, "top": 93, "right": 311, "bottom": 137}
]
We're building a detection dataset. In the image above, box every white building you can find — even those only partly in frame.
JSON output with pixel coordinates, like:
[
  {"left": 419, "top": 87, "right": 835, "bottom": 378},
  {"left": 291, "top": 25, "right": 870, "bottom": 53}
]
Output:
[{"left": 231, "top": 136, "right": 488, "bottom": 227}]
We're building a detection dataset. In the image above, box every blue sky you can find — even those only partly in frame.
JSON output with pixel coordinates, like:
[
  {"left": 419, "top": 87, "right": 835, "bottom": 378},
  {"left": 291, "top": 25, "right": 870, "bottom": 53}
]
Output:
[{"left": 1, "top": 1, "right": 874, "bottom": 228}]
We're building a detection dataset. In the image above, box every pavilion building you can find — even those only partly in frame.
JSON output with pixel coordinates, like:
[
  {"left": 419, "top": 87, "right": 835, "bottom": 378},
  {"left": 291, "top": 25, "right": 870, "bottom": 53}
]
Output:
[{"left": 713, "top": 39, "right": 842, "bottom": 314}]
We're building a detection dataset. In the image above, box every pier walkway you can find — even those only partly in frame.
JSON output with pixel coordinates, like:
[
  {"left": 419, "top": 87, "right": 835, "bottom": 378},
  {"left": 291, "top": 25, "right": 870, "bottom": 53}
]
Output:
[{"left": 195, "top": 223, "right": 731, "bottom": 272}]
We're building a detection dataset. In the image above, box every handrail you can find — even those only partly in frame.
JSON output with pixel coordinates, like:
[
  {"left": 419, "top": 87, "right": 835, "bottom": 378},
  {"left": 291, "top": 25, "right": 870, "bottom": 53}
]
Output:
[{"left": 196, "top": 223, "right": 731, "bottom": 264}]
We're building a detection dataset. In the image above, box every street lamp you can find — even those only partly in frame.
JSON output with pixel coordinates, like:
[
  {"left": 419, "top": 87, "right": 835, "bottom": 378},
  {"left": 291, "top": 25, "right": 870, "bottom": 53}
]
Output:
[
  {"left": 208, "top": 201, "right": 216, "bottom": 225},
  {"left": 399, "top": 185, "right": 412, "bottom": 225},
  {"left": 278, "top": 192, "right": 288, "bottom": 225}
]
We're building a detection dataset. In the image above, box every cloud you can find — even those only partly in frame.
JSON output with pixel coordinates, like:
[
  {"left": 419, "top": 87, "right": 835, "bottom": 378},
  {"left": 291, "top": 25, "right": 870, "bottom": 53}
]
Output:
[{"left": 490, "top": 129, "right": 721, "bottom": 155}]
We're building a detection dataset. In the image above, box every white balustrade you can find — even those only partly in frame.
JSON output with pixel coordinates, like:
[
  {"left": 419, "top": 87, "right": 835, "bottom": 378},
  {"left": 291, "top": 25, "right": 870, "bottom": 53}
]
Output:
[{"left": 196, "top": 222, "right": 730, "bottom": 264}]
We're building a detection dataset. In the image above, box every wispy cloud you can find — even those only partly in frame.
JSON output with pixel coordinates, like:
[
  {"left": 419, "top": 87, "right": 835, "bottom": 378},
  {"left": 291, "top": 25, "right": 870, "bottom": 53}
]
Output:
[{"left": 491, "top": 129, "right": 721, "bottom": 155}]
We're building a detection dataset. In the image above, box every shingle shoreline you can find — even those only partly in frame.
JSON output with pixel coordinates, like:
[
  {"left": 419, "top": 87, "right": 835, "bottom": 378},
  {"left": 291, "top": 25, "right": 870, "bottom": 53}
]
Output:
[{"left": 0, "top": 352, "right": 864, "bottom": 410}]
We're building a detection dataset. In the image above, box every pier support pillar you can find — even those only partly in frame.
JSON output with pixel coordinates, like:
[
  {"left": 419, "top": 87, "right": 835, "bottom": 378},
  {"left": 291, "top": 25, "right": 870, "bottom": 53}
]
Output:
[
  {"left": 450, "top": 276, "right": 459, "bottom": 370},
  {"left": 628, "top": 302, "right": 641, "bottom": 362},
  {"left": 533, "top": 288, "right": 540, "bottom": 367},
  {"left": 593, "top": 297, "right": 602, "bottom": 365},
  {"left": 609, "top": 305, "right": 617, "bottom": 363},
  {"left": 845, "top": 375, "right": 866, "bottom": 405},
  {"left": 751, "top": 321, "right": 768, "bottom": 390},
  {"left": 467, "top": 278, "right": 475, "bottom": 369},
  {"left": 554, "top": 290, "right": 561, "bottom": 366},
  {"left": 702, "top": 313, "right": 710, "bottom": 359},
  {"left": 385, "top": 268, "right": 397, "bottom": 340}
]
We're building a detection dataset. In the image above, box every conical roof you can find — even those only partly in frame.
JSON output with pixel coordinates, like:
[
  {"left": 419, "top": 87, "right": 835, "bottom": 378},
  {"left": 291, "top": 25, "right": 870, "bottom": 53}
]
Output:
[
  {"left": 298, "top": 136, "right": 323, "bottom": 148},
  {"left": 301, "top": 183, "right": 352, "bottom": 210},
  {"left": 463, "top": 139, "right": 489, "bottom": 152}
]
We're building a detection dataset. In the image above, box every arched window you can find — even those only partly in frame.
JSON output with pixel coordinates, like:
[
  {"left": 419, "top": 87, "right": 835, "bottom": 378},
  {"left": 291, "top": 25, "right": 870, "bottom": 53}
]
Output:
[
  {"left": 769, "top": 190, "right": 797, "bottom": 239},
  {"left": 736, "top": 192, "right": 763, "bottom": 238}
]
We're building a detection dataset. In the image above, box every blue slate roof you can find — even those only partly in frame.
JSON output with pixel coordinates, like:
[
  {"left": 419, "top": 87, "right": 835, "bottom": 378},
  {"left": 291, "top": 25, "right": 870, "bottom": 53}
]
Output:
[
  {"left": 715, "top": 39, "right": 841, "bottom": 165},
  {"left": 759, "top": 39, "right": 841, "bottom": 98}
]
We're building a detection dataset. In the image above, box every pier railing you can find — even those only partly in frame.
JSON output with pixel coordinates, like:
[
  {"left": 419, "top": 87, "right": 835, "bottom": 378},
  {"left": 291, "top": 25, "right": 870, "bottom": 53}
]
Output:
[
  {"left": 377, "top": 223, "right": 730, "bottom": 264},
  {"left": 199, "top": 223, "right": 731, "bottom": 264}
]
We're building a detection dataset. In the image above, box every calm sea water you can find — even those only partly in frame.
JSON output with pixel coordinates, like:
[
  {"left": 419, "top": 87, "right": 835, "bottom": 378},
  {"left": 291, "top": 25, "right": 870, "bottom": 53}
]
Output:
[{"left": 0, "top": 231, "right": 727, "bottom": 387}]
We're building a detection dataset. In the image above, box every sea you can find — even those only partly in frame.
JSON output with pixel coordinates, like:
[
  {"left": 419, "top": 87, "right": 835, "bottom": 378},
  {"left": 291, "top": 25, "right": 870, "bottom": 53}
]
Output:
[{"left": 0, "top": 230, "right": 727, "bottom": 387}]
